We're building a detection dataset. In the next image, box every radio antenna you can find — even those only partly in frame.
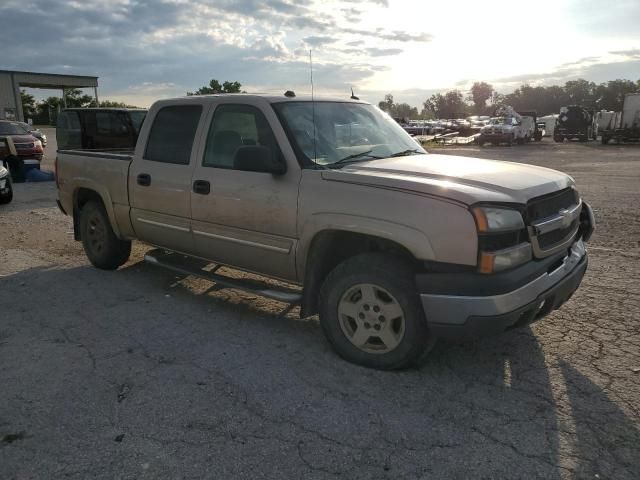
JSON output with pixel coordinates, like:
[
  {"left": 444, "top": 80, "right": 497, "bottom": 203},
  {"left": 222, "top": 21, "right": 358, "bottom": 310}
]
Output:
[{"left": 310, "top": 49, "right": 318, "bottom": 165}]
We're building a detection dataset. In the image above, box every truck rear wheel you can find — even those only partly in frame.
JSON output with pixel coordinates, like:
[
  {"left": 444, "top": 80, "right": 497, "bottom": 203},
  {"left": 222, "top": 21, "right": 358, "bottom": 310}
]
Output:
[
  {"left": 79, "top": 200, "right": 131, "bottom": 270},
  {"left": 318, "top": 253, "right": 434, "bottom": 370}
]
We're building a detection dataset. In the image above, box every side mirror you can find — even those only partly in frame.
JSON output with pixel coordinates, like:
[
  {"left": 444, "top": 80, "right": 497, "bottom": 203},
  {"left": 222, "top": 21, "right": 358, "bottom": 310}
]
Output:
[{"left": 233, "top": 145, "right": 286, "bottom": 174}]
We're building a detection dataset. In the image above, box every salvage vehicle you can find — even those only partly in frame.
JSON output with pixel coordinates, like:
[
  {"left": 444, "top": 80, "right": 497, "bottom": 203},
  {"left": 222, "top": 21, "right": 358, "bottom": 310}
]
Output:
[
  {"left": 16, "top": 121, "right": 47, "bottom": 148},
  {"left": 56, "top": 108, "right": 147, "bottom": 151},
  {"left": 0, "top": 120, "right": 43, "bottom": 161},
  {"left": 478, "top": 107, "right": 534, "bottom": 145},
  {"left": 56, "top": 94, "right": 595, "bottom": 370},
  {"left": 553, "top": 106, "right": 592, "bottom": 142},
  {"left": 600, "top": 93, "right": 640, "bottom": 145}
]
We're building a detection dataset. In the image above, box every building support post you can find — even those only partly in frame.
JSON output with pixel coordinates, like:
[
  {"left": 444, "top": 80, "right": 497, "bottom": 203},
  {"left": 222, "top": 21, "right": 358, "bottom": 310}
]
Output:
[{"left": 94, "top": 87, "right": 99, "bottom": 107}]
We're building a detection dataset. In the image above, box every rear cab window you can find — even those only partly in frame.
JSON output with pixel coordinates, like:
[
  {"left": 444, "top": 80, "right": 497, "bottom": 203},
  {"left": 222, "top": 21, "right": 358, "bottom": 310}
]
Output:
[{"left": 56, "top": 111, "right": 82, "bottom": 149}]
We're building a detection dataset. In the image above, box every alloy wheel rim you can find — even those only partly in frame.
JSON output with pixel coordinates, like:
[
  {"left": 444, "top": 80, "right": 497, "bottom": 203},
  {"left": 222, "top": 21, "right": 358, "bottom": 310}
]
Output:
[{"left": 337, "top": 283, "right": 405, "bottom": 354}]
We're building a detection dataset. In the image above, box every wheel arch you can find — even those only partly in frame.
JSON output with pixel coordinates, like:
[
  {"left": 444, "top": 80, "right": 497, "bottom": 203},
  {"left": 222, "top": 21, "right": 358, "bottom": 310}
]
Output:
[
  {"left": 72, "top": 184, "right": 121, "bottom": 240},
  {"left": 298, "top": 226, "right": 426, "bottom": 318}
]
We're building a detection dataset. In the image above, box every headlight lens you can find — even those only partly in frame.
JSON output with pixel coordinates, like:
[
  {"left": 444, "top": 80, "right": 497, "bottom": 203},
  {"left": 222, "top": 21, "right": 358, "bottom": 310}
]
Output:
[
  {"left": 479, "top": 243, "right": 532, "bottom": 274},
  {"left": 472, "top": 206, "right": 525, "bottom": 232},
  {"left": 34, "top": 140, "right": 42, "bottom": 148}
]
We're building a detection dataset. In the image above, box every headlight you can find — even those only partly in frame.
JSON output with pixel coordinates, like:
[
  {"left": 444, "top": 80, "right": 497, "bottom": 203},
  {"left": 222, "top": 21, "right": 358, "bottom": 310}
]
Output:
[
  {"left": 34, "top": 140, "right": 42, "bottom": 148},
  {"left": 479, "top": 243, "right": 532, "bottom": 274},
  {"left": 472, "top": 206, "right": 525, "bottom": 232},
  {"left": 473, "top": 206, "right": 530, "bottom": 273}
]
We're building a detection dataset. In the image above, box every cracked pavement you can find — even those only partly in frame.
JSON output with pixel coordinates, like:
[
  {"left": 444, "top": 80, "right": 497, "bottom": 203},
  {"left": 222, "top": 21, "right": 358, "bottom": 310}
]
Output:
[{"left": 1, "top": 138, "right": 639, "bottom": 479}]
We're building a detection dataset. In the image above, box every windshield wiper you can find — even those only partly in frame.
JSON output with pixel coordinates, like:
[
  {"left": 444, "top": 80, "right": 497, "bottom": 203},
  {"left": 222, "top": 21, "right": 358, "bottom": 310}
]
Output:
[
  {"left": 333, "top": 150, "right": 383, "bottom": 165},
  {"left": 387, "top": 148, "right": 423, "bottom": 158}
]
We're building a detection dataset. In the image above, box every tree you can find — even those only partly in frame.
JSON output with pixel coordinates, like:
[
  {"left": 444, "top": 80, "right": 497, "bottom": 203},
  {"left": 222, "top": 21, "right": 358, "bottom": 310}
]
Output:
[
  {"left": 97, "top": 100, "right": 141, "bottom": 108},
  {"left": 469, "top": 82, "right": 494, "bottom": 113},
  {"left": 394, "top": 103, "right": 419, "bottom": 119},
  {"left": 187, "top": 79, "right": 243, "bottom": 96},
  {"left": 423, "top": 90, "right": 467, "bottom": 118},
  {"left": 378, "top": 94, "right": 395, "bottom": 113},
  {"left": 563, "top": 79, "right": 596, "bottom": 107},
  {"left": 20, "top": 90, "right": 37, "bottom": 119},
  {"left": 594, "top": 79, "right": 638, "bottom": 111}
]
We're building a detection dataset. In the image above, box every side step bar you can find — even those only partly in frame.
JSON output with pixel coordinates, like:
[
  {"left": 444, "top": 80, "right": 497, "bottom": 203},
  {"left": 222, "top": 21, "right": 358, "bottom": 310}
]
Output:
[{"left": 144, "top": 249, "right": 302, "bottom": 304}]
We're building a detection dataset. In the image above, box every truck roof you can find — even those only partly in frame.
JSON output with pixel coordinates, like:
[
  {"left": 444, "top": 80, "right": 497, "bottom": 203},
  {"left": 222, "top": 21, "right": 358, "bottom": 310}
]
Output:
[
  {"left": 62, "top": 108, "right": 148, "bottom": 112},
  {"left": 157, "top": 93, "right": 368, "bottom": 105}
]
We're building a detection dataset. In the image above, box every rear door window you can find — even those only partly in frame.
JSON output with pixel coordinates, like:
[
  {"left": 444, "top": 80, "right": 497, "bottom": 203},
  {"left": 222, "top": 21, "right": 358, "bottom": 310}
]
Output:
[{"left": 144, "top": 105, "right": 202, "bottom": 165}]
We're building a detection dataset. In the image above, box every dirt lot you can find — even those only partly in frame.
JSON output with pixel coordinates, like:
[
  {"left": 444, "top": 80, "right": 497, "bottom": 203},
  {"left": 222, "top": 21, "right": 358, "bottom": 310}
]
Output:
[{"left": 1, "top": 139, "right": 639, "bottom": 479}]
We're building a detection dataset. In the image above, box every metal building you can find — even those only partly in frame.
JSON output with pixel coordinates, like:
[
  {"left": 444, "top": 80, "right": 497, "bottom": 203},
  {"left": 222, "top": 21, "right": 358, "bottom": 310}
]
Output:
[{"left": 0, "top": 69, "right": 98, "bottom": 122}]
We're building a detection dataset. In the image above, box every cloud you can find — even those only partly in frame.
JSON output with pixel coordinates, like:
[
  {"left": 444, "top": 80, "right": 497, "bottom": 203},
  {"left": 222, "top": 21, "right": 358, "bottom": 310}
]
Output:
[
  {"left": 365, "top": 48, "right": 404, "bottom": 57},
  {"left": 0, "top": 0, "right": 435, "bottom": 105},
  {"left": 303, "top": 36, "right": 336, "bottom": 47},
  {"left": 610, "top": 49, "right": 640, "bottom": 60},
  {"left": 492, "top": 58, "right": 640, "bottom": 89}
]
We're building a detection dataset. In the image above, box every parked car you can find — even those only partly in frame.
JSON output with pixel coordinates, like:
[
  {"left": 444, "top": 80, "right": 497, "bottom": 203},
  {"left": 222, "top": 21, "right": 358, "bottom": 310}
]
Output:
[
  {"left": 56, "top": 108, "right": 148, "bottom": 151},
  {"left": 16, "top": 122, "right": 47, "bottom": 148},
  {"left": 0, "top": 120, "right": 43, "bottom": 161},
  {"left": 554, "top": 106, "right": 592, "bottom": 142},
  {"left": 0, "top": 161, "right": 13, "bottom": 204},
  {"left": 56, "top": 93, "right": 594, "bottom": 370}
]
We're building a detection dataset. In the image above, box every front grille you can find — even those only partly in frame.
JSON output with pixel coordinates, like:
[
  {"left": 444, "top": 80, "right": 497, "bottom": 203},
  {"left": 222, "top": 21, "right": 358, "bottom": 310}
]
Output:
[
  {"left": 527, "top": 188, "right": 581, "bottom": 257},
  {"left": 527, "top": 188, "right": 578, "bottom": 222},
  {"left": 537, "top": 219, "right": 579, "bottom": 249},
  {"left": 14, "top": 143, "right": 35, "bottom": 149}
]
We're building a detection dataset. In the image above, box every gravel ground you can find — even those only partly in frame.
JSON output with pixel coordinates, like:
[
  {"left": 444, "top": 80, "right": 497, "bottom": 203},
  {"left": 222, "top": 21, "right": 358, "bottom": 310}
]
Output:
[{"left": 0, "top": 139, "right": 639, "bottom": 479}]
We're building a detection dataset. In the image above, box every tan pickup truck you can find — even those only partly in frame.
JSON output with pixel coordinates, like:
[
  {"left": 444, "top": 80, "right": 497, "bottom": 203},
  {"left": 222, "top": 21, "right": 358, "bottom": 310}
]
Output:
[{"left": 56, "top": 94, "right": 594, "bottom": 369}]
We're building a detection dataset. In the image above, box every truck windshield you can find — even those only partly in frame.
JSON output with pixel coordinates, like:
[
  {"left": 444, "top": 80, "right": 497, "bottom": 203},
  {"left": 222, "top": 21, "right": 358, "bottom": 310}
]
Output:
[
  {"left": 0, "top": 122, "right": 29, "bottom": 135},
  {"left": 273, "top": 102, "right": 425, "bottom": 166}
]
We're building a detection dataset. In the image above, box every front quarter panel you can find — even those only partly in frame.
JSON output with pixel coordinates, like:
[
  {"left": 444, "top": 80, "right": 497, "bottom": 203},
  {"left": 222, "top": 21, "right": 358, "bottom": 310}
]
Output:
[{"left": 297, "top": 170, "right": 478, "bottom": 278}]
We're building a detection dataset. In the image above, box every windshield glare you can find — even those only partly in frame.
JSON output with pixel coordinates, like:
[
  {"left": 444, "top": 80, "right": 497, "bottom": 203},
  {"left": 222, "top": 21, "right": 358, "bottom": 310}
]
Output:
[{"left": 274, "top": 102, "right": 425, "bottom": 166}]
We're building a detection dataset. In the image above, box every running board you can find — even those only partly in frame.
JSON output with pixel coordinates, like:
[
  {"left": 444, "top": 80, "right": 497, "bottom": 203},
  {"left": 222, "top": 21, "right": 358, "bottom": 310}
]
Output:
[{"left": 144, "top": 249, "right": 302, "bottom": 304}]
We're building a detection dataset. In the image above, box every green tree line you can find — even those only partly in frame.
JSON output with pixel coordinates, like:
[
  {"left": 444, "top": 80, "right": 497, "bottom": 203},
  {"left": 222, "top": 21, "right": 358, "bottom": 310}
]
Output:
[{"left": 379, "top": 78, "right": 640, "bottom": 120}]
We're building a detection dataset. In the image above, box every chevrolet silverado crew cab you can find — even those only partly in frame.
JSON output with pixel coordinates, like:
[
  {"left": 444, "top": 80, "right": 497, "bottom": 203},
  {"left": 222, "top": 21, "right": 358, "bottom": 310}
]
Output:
[{"left": 56, "top": 94, "right": 595, "bottom": 370}]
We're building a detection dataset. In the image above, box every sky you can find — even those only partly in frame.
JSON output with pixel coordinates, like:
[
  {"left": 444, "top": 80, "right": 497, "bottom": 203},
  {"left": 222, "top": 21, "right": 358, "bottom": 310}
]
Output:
[{"left": 2, "top": 0, "right": 639, "bottom": 108}]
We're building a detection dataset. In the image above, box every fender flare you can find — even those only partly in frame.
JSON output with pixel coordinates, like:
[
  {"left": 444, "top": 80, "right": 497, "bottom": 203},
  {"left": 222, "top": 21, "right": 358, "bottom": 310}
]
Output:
[
  {"left": 296, "top": 213, "right": 435, "bottom": 280},
  {"left": 72, "top": 178, "right": 122, "bottom": 238}
]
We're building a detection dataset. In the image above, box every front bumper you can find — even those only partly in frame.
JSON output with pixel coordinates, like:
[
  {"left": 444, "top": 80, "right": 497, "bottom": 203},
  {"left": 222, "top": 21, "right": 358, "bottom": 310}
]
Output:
[{"left": 419, "top": 239, "right": 588, "bottom": 340}]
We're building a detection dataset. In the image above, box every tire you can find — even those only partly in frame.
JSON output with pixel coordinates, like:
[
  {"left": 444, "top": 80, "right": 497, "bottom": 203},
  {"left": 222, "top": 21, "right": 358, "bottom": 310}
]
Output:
[
  {"left": 601, "top": 136, "right": 610, "bottom": 145},
  {"left": 554, "top": 135, "right": 563, "bottom": 143},
  {"left": 319, "top": 253, "right": 435, "bottom": 370},
  {"left": 507, "top": 135, "right": 514, "bottom": 146},
  {"left": 79, "top": 200, "right": 131, "bottom": 270}
]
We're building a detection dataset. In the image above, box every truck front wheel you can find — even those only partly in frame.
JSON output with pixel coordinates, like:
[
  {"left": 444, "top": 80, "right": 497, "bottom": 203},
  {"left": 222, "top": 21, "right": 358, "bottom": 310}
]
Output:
[
  {"left": 79, "top": 200, "right": 131, "bottom": 270},
  {"left": 319, "top": 253, "right": 434, "bottom": 370}
]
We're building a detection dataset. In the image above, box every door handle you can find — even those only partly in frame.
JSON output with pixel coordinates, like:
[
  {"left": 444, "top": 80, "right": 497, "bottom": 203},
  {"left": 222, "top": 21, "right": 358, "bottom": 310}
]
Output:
[
  {"left": 137, "top": 173, "right": 151, "bottom": 186},
  {"left": 193, "top": 180, "right": 210, "bottom": 195}
]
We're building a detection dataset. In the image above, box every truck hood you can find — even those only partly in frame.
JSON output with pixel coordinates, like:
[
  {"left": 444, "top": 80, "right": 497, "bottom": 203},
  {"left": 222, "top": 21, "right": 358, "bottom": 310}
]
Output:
[{"left": 321, "top": 154, "right": 573, "bottom": 205}]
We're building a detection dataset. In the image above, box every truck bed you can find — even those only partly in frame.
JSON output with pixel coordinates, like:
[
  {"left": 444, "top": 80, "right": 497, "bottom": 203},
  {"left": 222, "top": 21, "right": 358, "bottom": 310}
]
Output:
[{"left": 56, "top": 148, "right": 134, "bottom": 237}]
